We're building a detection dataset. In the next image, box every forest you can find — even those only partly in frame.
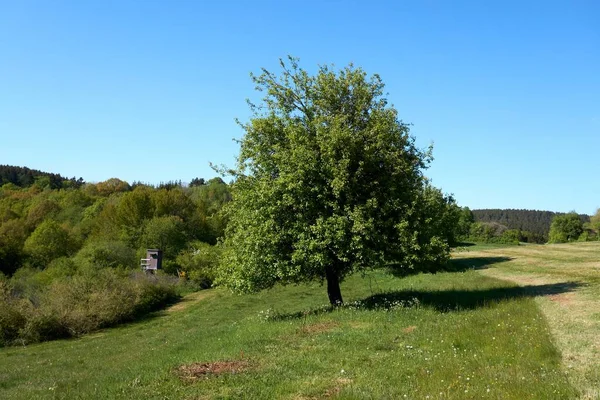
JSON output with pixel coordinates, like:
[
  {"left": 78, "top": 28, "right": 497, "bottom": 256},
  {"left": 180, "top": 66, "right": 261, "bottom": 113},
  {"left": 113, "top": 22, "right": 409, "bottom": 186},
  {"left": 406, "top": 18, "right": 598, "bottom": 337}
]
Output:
[
  {"left": 472, "top": 208, "right": 591, "bottom": 243},
  {"left": 0, "top": 167, "right": 230, "bottom": 345}
]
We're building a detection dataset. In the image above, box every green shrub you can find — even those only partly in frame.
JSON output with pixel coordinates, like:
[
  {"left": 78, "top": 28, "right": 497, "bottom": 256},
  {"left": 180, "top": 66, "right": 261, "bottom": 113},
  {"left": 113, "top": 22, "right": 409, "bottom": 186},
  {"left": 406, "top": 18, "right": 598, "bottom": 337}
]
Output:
[
  {"left": 0, "top": 277, "right": 27, "bottom": 346},
  {"left": 468, "top": 223, "right": 519, "bottom": 244},
  {"left": 73, "top": 240, "right": 137, "bottom": 269},
  {"left": 23, "top": 220, "right": 79, "bottom": 268},
  {"left": 0, "top": 268, "right": 180, "bottom": 346},
  {"left": 176, "top": 241, "right": 221, "bottom": 288},
  {"left": 548, "top": 213, "right": 584, "bottom": 243}
]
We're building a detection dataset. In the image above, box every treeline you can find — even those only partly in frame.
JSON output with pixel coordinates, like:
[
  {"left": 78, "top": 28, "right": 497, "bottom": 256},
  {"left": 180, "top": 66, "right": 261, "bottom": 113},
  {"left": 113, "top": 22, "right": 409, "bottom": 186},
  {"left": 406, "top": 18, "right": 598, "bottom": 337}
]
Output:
[
  {"left": 471, "top": 209, "right": 590, "bottom": 243},
  {"left": 0, "top": 165, "right": 84, "bottom": 190},
  {"left": 0, "top": 173, "right": 230, "bottom": 345}
]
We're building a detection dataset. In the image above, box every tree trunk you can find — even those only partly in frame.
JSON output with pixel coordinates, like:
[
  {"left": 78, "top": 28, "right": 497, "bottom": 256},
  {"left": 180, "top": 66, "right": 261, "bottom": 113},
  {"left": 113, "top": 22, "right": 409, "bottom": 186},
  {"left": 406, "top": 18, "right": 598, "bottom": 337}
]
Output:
[{"left": 325, "top": 265, "right": 343, "bottom": 306}]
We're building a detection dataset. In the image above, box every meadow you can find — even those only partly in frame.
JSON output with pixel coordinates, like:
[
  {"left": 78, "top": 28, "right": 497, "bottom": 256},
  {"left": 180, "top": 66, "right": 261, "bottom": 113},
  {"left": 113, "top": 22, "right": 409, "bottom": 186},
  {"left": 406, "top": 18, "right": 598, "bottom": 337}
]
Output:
[
  {"left": 2, "top": 242, "right": 599, "bottom": 399},
  {"left": 454, "top": 241, "right": 600, "bottom": 399}
]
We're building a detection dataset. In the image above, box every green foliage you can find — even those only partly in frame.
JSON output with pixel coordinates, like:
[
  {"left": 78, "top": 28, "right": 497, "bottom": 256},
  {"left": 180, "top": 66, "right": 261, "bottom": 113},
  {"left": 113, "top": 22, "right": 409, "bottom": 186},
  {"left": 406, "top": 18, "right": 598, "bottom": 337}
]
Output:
[
  {"left": 548, "top": 212, "right": 584, "bottom": 243},
  {"left": 583, "top": 208, "right": 600, "bottom": 241},
  {"left": 0, "top": 219, "right": 28, "bottom": 275},
  {"left": 0, "top": 171, "right": 229, "bottom": 278},
  {"left": 0, "top": 167, "right": 232, "bottom": 344},
  {"left": 176, "top": 241, "right": 221, "bottom": 288},
  {"left": 94, "top": 178, "right": 131, "bottom": 196},
  {"left": 188, "top": 178, "right": 231, "bottom": 243},
  {"left": 25, "top": 199, "right": 61, "bottom": 228},
  {"left": 220, "top": 57, "right": 447, "bottom": 304},
  {"left": 23, "top": 220, "right": 79, "bottom": 268},
  {"left": 472, "top": 209, "right": 590, "bottom": 243},
  {"left": 34, "top": 257, "right": 78, "bottom": 285},
  {"left": 153, "top": 187, "right": 195, "bottom": 220},
  {"left": 500, "top": 229, "right": 521, "bottom": 244},
  {"left": 116, "top": 186, "right": 154, "bottom": 245},
  {"left": 0, "top": 268, "right": 179, "bottom": 346},
  {"left": 468, "top": 222, "right": 520, "bottom": 244},
  {"left": 0, "top": 164, "right": 83, "bottom": 189},
  {"left": 74, "top": 240, "right": 137, "bottom": 269},
  {"left": 456, "top": 206, "right": 474, "bottom": 240},
  {"left": 395, "top": 185, "right": 462, "bottom": 271},
  {"left": 140, "top": 216, "right": 188, "bottom": 267}
]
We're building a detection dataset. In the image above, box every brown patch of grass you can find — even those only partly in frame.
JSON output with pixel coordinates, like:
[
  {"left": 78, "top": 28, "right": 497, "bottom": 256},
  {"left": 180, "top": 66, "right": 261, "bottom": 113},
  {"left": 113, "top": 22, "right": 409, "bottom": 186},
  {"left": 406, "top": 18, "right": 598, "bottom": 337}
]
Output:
[
  {"left": 402, "top": 325, "right": 417, "bottom": 333},
  {"left": 297, "top": 321, "right": 339, "bottom": 335},
  {"left": 175, "top": 360, "right": 252, "bottom": 381},
  {"left": 323, "top": 377, "right": 353, "bottom": 397},
  {"left": 548, "top": 292, "right": 575, "bottom": 305}
]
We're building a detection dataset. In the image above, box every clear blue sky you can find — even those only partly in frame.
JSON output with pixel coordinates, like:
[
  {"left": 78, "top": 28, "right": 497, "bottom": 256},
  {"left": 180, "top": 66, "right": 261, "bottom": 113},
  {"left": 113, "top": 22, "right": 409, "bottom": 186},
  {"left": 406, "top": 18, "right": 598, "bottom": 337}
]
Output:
[{"left": 1, "top": 1, "right": 598, "bottom": 214}]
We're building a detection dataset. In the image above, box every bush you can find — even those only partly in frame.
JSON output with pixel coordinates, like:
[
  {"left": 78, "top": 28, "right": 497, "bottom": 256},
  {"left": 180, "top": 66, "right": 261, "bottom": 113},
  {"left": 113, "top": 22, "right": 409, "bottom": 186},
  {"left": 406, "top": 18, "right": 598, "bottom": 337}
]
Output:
[
  {"left": 0, "top": 277, "right": 27, "bottom": 346},
  {"left": 548, "top": 213, "right": 584, "bottom": 243},
  {"left": 74, "top": 240, "right": 137, "bottom": 269},
  {"left": 0, "top": 268, "right": 180, "bottom": 346},
  {"left": 176, "top": 242, "right": 221, "bottom": 288},
  {"left": 23, "top": 220, "right": 79, "bottom": 268}
]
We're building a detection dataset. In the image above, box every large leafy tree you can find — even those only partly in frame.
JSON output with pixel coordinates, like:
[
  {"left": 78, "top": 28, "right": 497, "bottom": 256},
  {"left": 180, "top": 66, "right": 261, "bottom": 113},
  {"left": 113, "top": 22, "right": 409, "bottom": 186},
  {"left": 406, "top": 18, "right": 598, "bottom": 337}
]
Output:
[
  {"left": 219, "top": 57, "right": 448, "bottom": 305},
  {"left": 548, "top": 212, "right": 584, "bottom": 243},
  {"left": 23, "top": 220, "right": 79, "bottom": 268}
]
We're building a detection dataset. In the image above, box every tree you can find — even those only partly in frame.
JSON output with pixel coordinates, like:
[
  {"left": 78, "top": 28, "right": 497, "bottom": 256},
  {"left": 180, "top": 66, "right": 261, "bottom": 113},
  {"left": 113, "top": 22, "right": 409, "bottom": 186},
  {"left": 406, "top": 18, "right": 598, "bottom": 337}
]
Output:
[
  {"left": 189, "top": 177, "right": 206, "bottom": 187},
  {"left": 140, "top": 215, "right": 188, "bottom": 272},
  {"left": 23, "top": 220, "right": 79, "bottom": 268},
  {"left": 116, "top": 186, "right": 154, "bottom": 246},
  {"left": 0, "top": 219, "right": 28, "bottom": 275},
  {"left": 218, "top": 57, "right": 443, "bottom": 305},
  {"left": 548, "top": 213, "right": 584, "bottom": 243},
  {"left": 456, "top": 207, "right": 474, "bottom": 241},
  {"left": 588, "top": 209, "right": 600, "bottom": 240},
  {"left": 176, "top": 241, "right": 221, "bottom": 288}
]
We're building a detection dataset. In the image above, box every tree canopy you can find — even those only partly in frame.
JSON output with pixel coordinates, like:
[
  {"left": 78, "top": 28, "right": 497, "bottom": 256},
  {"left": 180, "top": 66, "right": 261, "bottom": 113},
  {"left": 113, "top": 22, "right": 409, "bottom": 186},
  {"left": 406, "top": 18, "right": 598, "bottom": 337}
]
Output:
[
  {"left": 548, "top": 212, "right": 584, "bottom": 243},
  {"left": 218, "top": 57, "right": 453, "bottom": 305}
]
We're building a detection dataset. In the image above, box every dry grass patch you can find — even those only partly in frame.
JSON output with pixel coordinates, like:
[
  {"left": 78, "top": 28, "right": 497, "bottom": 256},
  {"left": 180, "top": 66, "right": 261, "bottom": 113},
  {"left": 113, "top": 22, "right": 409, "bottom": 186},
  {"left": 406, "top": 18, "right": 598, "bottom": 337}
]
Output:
[
  {"left": 297, "top": 321, "right": 339, "bottom": 335},
  {"left": 175, "top": 360, "right": 252, "bottom": 381},
  {"left": 323, "top": 377, "right": 353, "bottom": 397}
]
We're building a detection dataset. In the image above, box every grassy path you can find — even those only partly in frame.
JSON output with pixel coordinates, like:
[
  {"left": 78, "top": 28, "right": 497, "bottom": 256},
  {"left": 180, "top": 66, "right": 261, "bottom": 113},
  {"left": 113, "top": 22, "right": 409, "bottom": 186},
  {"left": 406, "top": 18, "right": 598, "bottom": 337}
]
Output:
[{"left": 453, "top": 242, "right": 600, "bottom": 399}]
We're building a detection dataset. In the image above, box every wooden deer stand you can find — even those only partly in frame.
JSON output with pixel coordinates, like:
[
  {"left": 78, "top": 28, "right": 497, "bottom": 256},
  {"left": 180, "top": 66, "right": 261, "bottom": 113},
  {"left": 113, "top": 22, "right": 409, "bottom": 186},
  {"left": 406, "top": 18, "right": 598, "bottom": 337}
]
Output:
[{"left": 140, "top": 249, "right": 162, "bottom": 274}]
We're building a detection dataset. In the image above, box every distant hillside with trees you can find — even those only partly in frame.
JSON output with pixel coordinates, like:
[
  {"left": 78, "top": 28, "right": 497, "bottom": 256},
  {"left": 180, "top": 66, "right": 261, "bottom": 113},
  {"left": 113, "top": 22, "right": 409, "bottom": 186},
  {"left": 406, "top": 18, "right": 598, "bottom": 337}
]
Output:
[
  {"left": 472, "top": 209, "right": 590, "bottom": 243},
  {"left": 0, "top": 165, "right": 84, "bottom": 189}
]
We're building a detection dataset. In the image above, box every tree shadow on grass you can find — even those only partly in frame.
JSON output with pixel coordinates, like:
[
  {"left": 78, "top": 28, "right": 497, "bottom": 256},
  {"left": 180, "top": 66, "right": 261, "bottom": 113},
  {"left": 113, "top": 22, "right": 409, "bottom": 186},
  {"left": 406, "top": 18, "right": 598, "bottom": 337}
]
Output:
[
  {"left": 386, "top": 256, "right": 513, "bottom": 279},
  {"left": 269, "top": 281, "right": 583, "bottom": 321},
  {"left": 446, "top": 256, "right": 514, "bottom": 272},
  {"left": 357, "top": 281, "right": 582, "bottom": 312}
]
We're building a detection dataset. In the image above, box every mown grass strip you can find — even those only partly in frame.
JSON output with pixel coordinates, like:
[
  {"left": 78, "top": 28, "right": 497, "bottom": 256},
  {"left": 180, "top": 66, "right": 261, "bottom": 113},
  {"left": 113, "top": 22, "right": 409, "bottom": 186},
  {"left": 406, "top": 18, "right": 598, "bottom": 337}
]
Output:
[{"left": 454, "top": 241, "right": 600, "bottom": 398}]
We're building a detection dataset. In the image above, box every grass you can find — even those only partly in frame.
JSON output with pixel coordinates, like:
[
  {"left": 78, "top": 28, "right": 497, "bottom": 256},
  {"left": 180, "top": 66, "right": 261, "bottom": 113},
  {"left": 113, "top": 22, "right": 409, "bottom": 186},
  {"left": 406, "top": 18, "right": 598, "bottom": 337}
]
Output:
[
  {"left": 453, "top": 241, "right": 600, "bottom": 399},
  {"left": 0, "top": 261, "right": 578, "bottom": 399}
]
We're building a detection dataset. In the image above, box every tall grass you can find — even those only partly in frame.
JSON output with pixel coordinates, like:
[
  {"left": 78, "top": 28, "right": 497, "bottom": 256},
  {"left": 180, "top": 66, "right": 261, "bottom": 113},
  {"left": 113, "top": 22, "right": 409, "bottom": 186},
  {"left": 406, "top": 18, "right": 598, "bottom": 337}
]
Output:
[{"left": 0, "top": 269, "right": 179, "bottom": 346}]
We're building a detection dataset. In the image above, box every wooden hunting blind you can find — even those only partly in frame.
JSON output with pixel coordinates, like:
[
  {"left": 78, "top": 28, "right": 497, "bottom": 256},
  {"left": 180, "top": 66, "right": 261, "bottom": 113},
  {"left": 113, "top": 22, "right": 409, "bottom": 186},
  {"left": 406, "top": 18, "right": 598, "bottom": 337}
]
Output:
[{"left": 141, "top": 249, "right": 162, "bottom": 272}]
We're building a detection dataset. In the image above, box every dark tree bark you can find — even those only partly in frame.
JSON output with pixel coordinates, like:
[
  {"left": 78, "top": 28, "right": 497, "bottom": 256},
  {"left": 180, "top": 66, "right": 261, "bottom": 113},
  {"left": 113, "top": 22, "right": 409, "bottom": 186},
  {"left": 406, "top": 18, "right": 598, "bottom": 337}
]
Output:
[{"left": 325, "top": 265, "right": 343, "bottom": 306}]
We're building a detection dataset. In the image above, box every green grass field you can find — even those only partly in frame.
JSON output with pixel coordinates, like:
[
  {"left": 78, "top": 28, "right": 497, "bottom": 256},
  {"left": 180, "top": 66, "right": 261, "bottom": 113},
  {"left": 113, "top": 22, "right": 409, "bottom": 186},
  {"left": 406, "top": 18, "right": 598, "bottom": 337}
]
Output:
[
  {"left": 3, "top": 243, "right": 600, "bottom": 399},
  {"left": 453, "top": 241, "right": 600, "bottom": 399}
]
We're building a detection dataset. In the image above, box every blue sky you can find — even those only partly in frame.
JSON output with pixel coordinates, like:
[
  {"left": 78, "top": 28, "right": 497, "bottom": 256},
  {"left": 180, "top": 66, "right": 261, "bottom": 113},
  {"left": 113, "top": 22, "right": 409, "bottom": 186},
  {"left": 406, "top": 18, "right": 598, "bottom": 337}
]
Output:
[{"left": 1, "top": 0, "right": 598, "bottom": 214}]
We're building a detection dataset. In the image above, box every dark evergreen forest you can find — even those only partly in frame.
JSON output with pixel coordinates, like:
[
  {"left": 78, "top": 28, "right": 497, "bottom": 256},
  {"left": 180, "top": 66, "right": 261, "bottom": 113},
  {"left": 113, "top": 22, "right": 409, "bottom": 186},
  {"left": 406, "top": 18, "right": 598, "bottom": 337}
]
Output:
[
  {"left": 472, "top": 209, "right": 590, "bottom": 242},
  {"left": 0, "top": 165, "right": 84, "bottom": 189}
]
